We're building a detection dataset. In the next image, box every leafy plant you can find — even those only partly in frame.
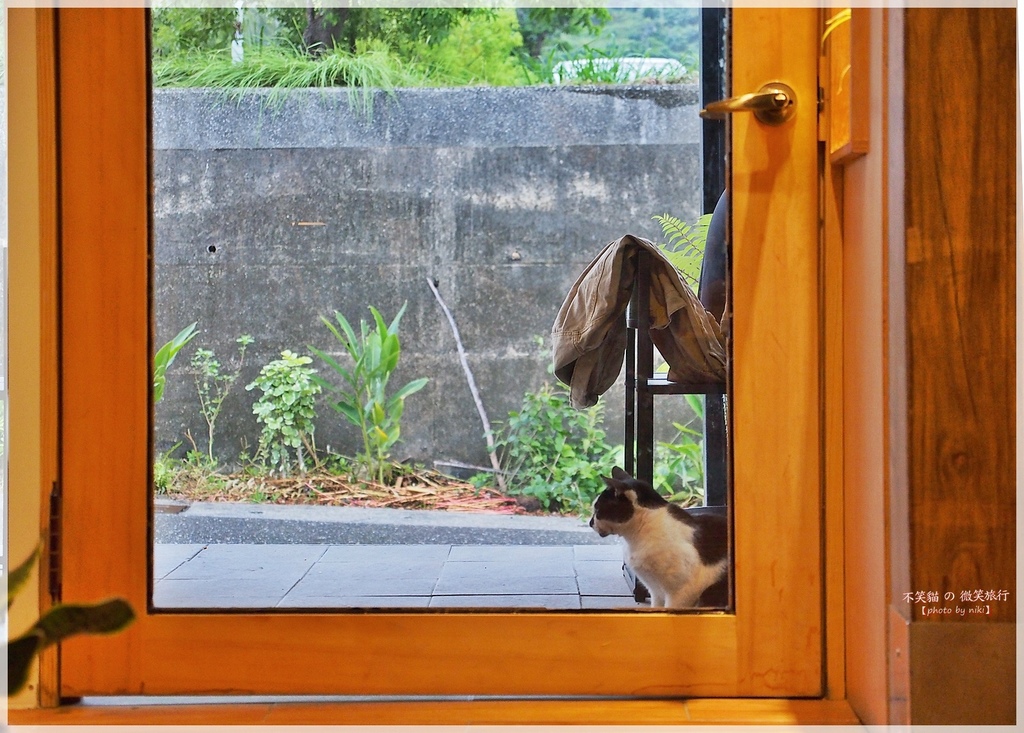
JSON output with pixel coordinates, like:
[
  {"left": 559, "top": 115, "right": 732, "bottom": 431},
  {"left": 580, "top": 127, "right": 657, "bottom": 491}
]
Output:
[
  {"left": 153, "top": 448, "right": 229, "bottom": 498},
  {"left": 653, "top": 395, "right": 706, "bottom": 506},
  {"left": 653, "top": 212, "right": 713, "bottom": 291},
  {"left": 7, "top": 547, "right": 135, "bottom": 696},
  {"left": 153, "top": 442, "right": 184, "bottom": 494},
  {"left": 248, "top": 486, "right": 271, "bottom": 504},
  {"left": 153, "top": 321, "right": 198, "bottom": 404},
  {"left": 246, "top": 350, "right": 322, "bottom": 476},
  {"left": 310, "top": 303, "right": 428, "bottom": 484},
  {"left": 190, "top": 334, "right": 253, "bottom": 466},
  {"left": 495, "top": 382, "right": 620, "bottom": 515}
]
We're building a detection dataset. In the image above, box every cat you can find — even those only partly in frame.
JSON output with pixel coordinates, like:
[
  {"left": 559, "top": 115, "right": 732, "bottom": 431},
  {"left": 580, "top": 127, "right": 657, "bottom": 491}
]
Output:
[{"left": 589, "top": 466, "right": 728, "bottom": 609}]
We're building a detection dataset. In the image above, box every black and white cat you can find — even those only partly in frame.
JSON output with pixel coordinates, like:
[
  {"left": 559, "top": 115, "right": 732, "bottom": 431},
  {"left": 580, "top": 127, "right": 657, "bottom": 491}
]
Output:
[{"left": 589, "top": 467, "right": 728, "bottom": 609}]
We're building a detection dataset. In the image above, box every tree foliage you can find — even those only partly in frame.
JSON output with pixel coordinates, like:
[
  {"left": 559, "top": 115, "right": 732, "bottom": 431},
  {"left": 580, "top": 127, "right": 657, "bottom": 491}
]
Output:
[
  {"left": 407, "top": 9, "right": 525, "bottom": 86},
  {"left": 268, "top": 7, "right": 483, "bottom": 57},
  {"left": 515, "top": 7, "right": 610, "bottom": 58},
  {"left": 151, "top": 7, "right": 237, "bottom": 58}
]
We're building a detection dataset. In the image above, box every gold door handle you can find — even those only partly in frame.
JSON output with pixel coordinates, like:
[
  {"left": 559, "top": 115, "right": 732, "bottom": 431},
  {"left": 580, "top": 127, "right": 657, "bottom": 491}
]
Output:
[{"left": 699, "top": 82, "right": 797, "bottom": 126}]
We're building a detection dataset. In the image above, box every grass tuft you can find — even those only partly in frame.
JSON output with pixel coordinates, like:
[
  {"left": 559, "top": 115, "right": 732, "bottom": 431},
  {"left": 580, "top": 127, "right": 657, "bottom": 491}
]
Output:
[{"left": 152, "top": 43, "right": 431, "bottom": 115}]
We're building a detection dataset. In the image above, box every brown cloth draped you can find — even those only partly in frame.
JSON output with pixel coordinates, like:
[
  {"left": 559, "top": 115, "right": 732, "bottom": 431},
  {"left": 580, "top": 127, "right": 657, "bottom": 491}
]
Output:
[{"left": 551, "top": 235, "right": 726, "bottom": 409}]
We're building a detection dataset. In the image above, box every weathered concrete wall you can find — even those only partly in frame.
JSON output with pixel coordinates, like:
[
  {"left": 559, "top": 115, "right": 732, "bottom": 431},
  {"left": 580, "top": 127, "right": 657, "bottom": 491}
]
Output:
[{"left": 153, "top": 85, "right": 702, "bottom": 469}]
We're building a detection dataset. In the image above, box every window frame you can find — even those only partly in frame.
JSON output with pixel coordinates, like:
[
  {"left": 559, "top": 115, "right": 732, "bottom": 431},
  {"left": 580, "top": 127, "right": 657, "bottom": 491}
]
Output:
[{"left": 53, "top": 6, "right": 827, "bottom": 699}]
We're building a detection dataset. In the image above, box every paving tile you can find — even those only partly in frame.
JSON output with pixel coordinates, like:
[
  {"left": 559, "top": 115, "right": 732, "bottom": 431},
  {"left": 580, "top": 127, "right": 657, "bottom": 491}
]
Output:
[
  {"left": 152, "top": 542, "right": 637, "bottom": 609},
  {"left": 153, "top": 578, "right": 295, "bottom": 609},
  {"left": 573, "top": 544, "right": 624, "bottom": 562},
  {"left": 161, "top": 544, "right": 328, "bottom": 582},
  {"left": 278, "top": 595, "right": 431, "bottom": 609},
  {"left": 574, "top": 559, "right": 627, "bottom": 576},
  {"left": 286, "top": 558, "right": 443, "bottom": 598},
  {"left": 574, "top": 560, "right": 632, "bottom": 596},
  {"left": 430, "top": 595, "right": 581, "bottom": 609},
  {"left": 434, "top": 562, "right": 578, "bottom": 595},
  {"left": 581, "top": 596, "right": 644, "bottom": 610},
  {"left": 318, "top": 544, "right": 452, "bottom": 564},
  {"left": 442, "top": 555, "right": 576, "bottom": 579},
  {"left": 153, "top": 544, "right": 205, "bottom": 579},
  {"left": 447, "top": 545, "right": 574, "bottom": 563}
]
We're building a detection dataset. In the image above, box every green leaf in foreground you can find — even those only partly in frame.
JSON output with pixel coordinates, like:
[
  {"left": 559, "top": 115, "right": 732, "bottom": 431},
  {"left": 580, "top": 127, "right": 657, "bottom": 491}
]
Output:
[{"left": 7, "top": 598, "right": 135, "bottom": 696}]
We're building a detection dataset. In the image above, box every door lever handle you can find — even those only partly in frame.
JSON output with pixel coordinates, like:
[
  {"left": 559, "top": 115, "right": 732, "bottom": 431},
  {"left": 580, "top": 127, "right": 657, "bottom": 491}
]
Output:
[{"left": 700, "top": 82, "right": 797, "bottom": 126}]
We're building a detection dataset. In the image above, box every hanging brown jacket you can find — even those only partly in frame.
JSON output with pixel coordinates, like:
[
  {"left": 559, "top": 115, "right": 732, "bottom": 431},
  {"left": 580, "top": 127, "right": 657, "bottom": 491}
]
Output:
[{"left": 551, "top": 235, "right": 726, "bottom": 409}]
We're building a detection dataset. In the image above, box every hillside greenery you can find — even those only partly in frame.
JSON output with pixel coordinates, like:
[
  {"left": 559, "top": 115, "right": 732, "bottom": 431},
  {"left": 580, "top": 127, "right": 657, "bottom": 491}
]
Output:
[
  {"left": 151, "top": 6, "right": 700, "bottom": 90},
  {"left": 538, "top": 8, "right": 700, "bottom": 69}
]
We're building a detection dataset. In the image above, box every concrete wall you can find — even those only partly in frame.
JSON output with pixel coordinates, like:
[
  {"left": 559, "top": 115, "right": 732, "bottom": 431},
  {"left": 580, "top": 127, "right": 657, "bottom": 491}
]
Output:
[{"left": 153, "top": 85, "right": 703, "bottom": 469}]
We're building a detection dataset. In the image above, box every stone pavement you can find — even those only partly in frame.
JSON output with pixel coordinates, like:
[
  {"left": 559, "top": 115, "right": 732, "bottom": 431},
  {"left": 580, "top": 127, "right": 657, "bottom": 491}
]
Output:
[
  {"left": 152, "top": 502, "right": 640, "bottom": 610},
  {"left": 153, "top": 542, "right": 638, "bottom": 610}
]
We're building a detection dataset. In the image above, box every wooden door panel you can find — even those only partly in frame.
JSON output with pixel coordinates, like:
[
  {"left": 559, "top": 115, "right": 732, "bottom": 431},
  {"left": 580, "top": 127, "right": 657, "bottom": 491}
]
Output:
[
  {"left": 58, "top": 7, "right": 822, "bottom": 698},
  {"left": 731, "top": 8, "right": 823, "bottom": 694}
]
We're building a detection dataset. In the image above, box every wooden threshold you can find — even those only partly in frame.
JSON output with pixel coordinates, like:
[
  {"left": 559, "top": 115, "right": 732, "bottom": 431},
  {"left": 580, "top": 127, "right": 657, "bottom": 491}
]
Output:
[{"left": 9, "top": 697, "right": 861, "bottom": 726}]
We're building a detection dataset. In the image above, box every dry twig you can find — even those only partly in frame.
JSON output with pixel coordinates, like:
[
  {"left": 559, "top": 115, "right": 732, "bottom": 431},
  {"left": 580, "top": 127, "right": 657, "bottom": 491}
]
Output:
[{"left": 426, "top": 278, "right": 506, "bottom": 492}]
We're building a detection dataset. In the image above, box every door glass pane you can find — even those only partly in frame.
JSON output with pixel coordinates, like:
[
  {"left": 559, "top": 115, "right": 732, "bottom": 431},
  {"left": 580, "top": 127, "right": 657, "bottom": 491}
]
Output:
[{"left": 149, "top": 4, "right": 731, "bottom": 613}]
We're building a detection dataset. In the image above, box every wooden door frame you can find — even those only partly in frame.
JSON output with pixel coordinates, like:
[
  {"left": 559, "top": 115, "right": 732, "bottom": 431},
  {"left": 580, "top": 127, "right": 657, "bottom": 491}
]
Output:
[{"left": 24, "top": 5, "right": 840, "bottom": 703}]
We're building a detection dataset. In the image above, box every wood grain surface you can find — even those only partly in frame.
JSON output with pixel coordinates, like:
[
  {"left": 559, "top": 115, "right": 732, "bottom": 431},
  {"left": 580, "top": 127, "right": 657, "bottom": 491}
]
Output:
[{"left": 903, "top": 8, "right": 1016, "bottom": 623}]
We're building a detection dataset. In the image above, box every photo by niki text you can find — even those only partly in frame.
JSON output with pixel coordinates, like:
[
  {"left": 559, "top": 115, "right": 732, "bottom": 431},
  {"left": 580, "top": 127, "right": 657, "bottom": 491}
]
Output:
[{"left": 903, "top": 589, "right": 1010, "bottom": 617}]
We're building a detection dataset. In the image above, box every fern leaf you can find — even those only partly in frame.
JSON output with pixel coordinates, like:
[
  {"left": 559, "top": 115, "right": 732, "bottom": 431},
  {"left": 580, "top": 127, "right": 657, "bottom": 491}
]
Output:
[{"left": 652, "top": 212, "right": 713, "bottom": 292}]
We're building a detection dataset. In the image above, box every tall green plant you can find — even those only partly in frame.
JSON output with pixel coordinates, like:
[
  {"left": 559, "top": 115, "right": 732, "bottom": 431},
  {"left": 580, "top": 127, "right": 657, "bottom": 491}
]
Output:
[
  {"left": 653, "top": 212, "right": 713, "bottom": 291},
  {"left": 310, "top": 303, "right": 428, "bottom": 484},
  {"left": 153, "top": 321, "right": 198, "bottom": 403},
  {"left": 496, "top": 382, "right": 620, "bottom": 515},
  {"left": 190, "top": 334, "right": 253, "bottom": 465},
  {"left": 246, "top": 350, "right": 322, "bottom": 476}
]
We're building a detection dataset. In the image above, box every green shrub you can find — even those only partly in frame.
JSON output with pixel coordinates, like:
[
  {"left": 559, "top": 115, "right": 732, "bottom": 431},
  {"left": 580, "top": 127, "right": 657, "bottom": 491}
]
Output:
[
  {"left": 246, "top": 350, "right": 322, "bottom": 476},
  {"left": 496, "top": 382, "right": 620, "bottom": 515}
]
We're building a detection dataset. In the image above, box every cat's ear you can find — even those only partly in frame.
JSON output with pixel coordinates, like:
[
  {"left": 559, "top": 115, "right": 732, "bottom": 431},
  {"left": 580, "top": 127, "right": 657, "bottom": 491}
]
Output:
[
  {"left": 611, "top": 466, "right": 633, "bottom": 481},
  {"left": 602, "top": 474, "right": 629, "bottom": 494}
]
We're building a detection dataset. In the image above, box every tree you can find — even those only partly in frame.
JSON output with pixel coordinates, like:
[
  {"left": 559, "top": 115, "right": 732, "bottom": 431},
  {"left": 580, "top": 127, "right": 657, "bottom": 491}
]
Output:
[
  {"left": 153, "top": 6, "right": 485, "bottom": 60},
  {"left": 514, "top": 7, "right": 610, "bottom": 58},
  {"left": 300, "top": 6, "right": 349, "bottom": 56},
  {"left": 151, "top": 7, "right": 236, "bottom": 58},
  {"left": 269, "top": 7, "right": 482, "bottom": 57}
]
